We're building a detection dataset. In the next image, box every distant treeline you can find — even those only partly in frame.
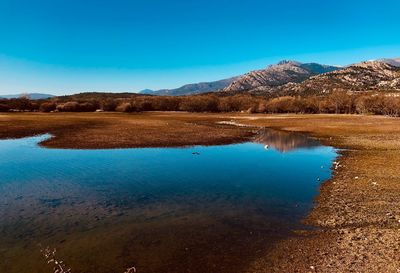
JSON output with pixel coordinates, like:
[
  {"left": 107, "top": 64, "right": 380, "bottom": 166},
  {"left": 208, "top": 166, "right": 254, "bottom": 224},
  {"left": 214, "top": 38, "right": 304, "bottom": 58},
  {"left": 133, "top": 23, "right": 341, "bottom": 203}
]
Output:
[{"left": 1, "top": 91, "right": 400, "bottom": 116}]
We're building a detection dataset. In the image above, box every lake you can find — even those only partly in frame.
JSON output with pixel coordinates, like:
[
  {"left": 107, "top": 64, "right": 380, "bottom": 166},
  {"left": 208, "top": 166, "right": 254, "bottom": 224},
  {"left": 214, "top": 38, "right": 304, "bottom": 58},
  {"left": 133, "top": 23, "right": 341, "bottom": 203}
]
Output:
[{"left": 0, "top": 129, "right": 337, "bottom": 273}]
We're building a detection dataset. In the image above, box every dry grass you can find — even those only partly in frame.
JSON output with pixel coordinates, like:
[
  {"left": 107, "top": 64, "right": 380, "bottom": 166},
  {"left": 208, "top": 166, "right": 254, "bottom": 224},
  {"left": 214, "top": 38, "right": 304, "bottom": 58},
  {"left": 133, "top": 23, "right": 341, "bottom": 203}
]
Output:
[{"left": 0, "top": 112, "right": 256, "bottom": 149}]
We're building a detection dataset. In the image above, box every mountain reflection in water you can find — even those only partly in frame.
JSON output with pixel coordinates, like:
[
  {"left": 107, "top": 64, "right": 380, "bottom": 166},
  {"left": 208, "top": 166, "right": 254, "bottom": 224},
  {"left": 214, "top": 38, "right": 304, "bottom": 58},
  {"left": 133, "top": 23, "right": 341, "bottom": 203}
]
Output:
[{"left": 255, "top": 129, "right": 321, "bottom": 152}]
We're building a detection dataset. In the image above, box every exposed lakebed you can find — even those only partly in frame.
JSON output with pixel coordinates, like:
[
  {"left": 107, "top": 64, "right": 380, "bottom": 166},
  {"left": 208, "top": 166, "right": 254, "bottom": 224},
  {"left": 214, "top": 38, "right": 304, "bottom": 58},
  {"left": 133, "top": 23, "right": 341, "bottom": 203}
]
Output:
[{"left": 0, "top": 129, "right": 337, "bottom": 273}]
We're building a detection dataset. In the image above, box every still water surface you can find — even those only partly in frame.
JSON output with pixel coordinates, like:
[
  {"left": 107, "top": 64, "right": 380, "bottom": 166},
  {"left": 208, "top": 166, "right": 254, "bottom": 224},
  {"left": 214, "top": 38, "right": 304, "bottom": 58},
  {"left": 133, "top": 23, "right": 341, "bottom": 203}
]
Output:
[{"left": 0, "top": 130, "right": 337, "bottom": 273}]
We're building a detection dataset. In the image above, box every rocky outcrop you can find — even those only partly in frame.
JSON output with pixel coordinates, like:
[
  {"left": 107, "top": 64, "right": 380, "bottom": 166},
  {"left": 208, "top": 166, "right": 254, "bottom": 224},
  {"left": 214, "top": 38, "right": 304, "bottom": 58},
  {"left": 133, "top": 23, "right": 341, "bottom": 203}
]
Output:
[
  {"left": 222, "top": 60, "right": 339, "bottom": 93},
  {"left": 270, "top": 61, "right": 400, "bottom": 96}
]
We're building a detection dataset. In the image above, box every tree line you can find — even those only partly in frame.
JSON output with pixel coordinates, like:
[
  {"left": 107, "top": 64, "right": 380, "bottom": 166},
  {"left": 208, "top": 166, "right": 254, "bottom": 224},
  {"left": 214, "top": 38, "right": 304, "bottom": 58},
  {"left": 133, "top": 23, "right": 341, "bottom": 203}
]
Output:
[{"left": 1, "top": 91, "right": 400, "bottom": 116}]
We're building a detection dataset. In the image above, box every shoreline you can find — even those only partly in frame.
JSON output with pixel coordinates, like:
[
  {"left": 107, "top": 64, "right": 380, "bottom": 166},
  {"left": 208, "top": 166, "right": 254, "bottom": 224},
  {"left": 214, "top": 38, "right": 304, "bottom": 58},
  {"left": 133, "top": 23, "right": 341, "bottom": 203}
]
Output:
[
  {"left": 236, "top": 115, "right": 400, "bottom": 272},
  {"left": 1, "top": 112, "right": 400, "bottom": 272}
]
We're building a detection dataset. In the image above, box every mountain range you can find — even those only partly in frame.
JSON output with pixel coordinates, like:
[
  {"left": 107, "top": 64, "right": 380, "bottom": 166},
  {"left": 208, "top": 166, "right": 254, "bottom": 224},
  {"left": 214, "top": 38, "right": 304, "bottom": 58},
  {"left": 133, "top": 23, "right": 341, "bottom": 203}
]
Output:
[
  {"left": 139, "top": 77, "right": 238, "bottom": 96},
  {"left": 140, "top": 58, "right": 400, "bottom": 97},
  {"left": 272, "top": 60, "right": 400, "bottom": 96},
  {"left": 2, "top": 58, "right": 400, "bottom": 99}
]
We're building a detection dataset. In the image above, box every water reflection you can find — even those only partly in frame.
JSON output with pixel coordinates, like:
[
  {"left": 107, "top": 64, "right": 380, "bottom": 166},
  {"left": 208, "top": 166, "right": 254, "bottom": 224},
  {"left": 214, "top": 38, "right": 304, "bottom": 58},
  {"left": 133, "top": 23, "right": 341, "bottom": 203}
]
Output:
[
  {"left": 0, "top": 132, "right": 336, "bottom": 273},
  {"left": 255, "top": 129, "right": 321, "bottom": 152}
]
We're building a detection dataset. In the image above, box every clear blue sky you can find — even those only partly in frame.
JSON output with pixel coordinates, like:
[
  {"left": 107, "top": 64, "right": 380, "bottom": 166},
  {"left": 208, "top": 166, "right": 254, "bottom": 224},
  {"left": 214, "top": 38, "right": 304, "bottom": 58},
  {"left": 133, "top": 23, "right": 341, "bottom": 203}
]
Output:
[{"left": 0, "top": 0, "right": 399, "bottom": 95}]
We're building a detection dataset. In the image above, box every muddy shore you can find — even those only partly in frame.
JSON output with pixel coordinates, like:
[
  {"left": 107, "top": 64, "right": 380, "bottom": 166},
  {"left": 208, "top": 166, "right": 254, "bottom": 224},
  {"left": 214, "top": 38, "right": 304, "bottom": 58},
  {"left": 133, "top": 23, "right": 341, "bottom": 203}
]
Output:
[
  {"left": 1, "top": 112, "right": 400, "bottom": 272},
  {"left": 236, "top": 114, "right": 400, "bottom": 273}
]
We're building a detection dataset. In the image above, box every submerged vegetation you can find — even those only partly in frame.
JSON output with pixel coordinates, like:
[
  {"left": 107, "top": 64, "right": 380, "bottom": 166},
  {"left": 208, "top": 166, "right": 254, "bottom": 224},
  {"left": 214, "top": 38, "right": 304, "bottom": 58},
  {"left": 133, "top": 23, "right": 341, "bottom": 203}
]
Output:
[
  {"left": 40, "top": 246, "right": 136, "bottom": 273},
  {"left": 1, "top": 91, "right": 400, "bottom": 116}
]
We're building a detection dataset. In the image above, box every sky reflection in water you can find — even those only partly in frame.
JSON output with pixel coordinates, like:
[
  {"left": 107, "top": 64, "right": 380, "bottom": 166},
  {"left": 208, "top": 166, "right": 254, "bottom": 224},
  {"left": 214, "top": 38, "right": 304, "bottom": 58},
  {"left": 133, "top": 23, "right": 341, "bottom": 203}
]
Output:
[{"left": 0, "top": 130, "right": 337, "bottom": 273}]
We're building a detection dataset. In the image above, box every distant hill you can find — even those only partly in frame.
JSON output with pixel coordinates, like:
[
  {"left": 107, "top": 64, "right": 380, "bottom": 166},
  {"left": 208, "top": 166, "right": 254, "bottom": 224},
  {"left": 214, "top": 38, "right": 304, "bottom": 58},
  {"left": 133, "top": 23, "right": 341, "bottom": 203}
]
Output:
[
  {"left": 268, "top": 61, "right": 400, "bottom": 96},
  {"left": 139, "top": 77, "right": 238, "bottom": 96},
  {"left": 222, "top": 60, "right": 340, "bottom": 93},
  {"left": 0, "top": 93, "right": 55, "bottom": 100},
  {"left": 56, "top": 92, "right": 144, "bottom": 101},
  {"left": 138, "top": 89, "right": 156, "bottom": 95}
]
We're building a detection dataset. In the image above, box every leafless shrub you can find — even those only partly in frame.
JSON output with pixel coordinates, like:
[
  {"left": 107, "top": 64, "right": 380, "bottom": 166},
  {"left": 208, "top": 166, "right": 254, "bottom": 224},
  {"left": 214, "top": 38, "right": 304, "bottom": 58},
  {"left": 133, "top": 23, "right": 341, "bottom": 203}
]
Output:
[
  {"left": 179, "top": 95, "right": 219, "bottom": 112},
  {"left": 2, "top": 97, "right": 34, "bottom": 111},
  {"left": 131, "top": 98, "right": 154, "bottom": 111},
  {"left": 100, "top": 98, "right": 118, "bottom": 111},
  {"left": 0, "top": 103, "right": 11, "bottom": 112},
  {"left": 78, "top": 102, "right": 98, "bottom": 112},
  {"left": 39, "top": 102, "right": 57, "bottom": 112},
  {"left": 56, "top": 101, "right": 80, "bottom": 112},
  {"left": 116, "top": 102, "right": 135, "bottom": 112}
]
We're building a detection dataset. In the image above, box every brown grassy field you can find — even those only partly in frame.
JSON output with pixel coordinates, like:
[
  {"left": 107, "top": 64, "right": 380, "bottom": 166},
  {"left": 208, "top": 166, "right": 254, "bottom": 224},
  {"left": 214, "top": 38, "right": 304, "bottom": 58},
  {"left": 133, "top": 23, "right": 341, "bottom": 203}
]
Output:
[
  {"left": 1, "top": 112, "right": 400, "bottom": 272},
  {"left": 0, "top": 112, "right": 256, "bottom": 149}
]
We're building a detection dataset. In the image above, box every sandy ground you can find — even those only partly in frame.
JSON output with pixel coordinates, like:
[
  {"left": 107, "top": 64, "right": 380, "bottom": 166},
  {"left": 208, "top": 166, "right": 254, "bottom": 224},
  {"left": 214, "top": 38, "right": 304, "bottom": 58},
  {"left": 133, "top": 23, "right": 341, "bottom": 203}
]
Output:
[{"left": 1, "top": 112, "right": 400, "bottom": 272}]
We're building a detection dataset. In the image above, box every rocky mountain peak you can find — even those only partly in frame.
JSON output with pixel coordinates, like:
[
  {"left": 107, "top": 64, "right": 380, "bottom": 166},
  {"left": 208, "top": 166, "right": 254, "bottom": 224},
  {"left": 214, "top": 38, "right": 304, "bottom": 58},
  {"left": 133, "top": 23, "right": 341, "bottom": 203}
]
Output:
[
  {"left": 276, "top": 60, "right": 302, "bottom": 66},
  {"left": 352, "top": 60, "right": 394, "bottom": 70},
  {"left": 223, "top": 61, "right": 339, "bottom": 93}
]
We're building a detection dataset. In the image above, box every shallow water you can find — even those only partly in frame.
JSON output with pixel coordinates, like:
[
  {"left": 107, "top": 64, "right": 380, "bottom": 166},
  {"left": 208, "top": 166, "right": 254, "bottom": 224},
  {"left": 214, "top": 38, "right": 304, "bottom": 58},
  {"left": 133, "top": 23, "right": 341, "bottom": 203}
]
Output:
[{"left": 0, "top": 130, "right": 337, "bottom": 273}]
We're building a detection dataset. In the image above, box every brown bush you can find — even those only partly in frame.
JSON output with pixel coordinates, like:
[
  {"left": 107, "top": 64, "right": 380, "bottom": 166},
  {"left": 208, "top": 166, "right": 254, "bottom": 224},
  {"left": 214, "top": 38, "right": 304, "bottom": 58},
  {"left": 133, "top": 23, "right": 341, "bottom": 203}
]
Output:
[
  {"left": 355, "top": 94, "right": 400, "bottom": 116},
  {"left": 0, "top": 103, "right": 11, "bottom": 112},
  {"left": 217, "top": 95, "right": 261, "bottom": 112},
  {"left": 131, "top": 98, "right": 154, "bottom": 111},
  {"left": 382, "top": 96, "right": 400, "bottom": 116},
  {"left": 328, "top": 91, "right": 355, "bottom": 114},
  {"left": 317, "top": 97, "right": 336, "bottom": 113},
  {"left": 56, "top": 101, "right": 80, "bottom": 112},
  {"left": 116, "top": 102, "right": 134, "bottom": 112},
  {"left": 79, "top": 102, "right": 98, "bottom": 112},
  {"left": 302, "top": 96, "right": 320, "bottom": 113},
  {"left": 100, "top": 99, "right": 118, "bottom": 111},
  {"left": 150, "top": 97, "right": 181, "bottom": 111},
  {"left": 179, "top": 96, "right": 219, "bottom": 112},
  {"left": 266, "top": 96, "right": 298, "bottom": 113},
  {"left": 39, "top": 102, "right": 57, "bottom": 112},
  {"left": 4, "top": 97, "right": 34, "bottom": 111}
]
